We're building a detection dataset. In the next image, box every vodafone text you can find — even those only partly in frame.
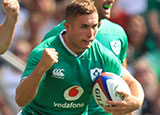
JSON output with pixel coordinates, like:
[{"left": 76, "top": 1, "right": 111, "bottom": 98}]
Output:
[{"left": 53, "top": 102, "right": 84, "bottom": 108}]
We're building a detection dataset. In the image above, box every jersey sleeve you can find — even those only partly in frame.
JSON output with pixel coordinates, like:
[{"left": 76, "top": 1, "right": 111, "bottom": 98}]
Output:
[
  {"left": 21, "top": 48, "right": 44, "bottom": 81},
  {"left": 96, "top": 42, "right": 123, "bottom": 77},
  {"left": 42, "top": 20, "right": 66, "bottom": 42},
  {"left": 104, "top": 51, "right": 123, "bottom": 77}
]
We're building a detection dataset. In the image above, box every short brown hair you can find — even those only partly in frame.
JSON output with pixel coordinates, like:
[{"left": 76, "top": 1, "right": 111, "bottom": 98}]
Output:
[{"left": 65, "top": 0, "right": 97, "bottom": 23}]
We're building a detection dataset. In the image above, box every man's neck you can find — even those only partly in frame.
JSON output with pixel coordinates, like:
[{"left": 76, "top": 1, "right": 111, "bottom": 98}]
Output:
[
  {"left": 61, "top": 31, "right": 83, "bottom": 56},
  {"left": 99, "top": 19, "right": 102, "bottom": 26}
]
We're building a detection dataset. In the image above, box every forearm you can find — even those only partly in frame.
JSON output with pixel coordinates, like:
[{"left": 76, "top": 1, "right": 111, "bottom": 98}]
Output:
[
  {"left": 123, "top": 69, "right": 144, "bottom": 109},
  {"left": 0, "top": 0, "right": 19, "bottom": 54},
  {"left": 129, "top": 78, "right": 144, "bottom": 108},
  {"left": 16, "top": 64, "right": 46, "bottom": 107},
  {"left": 122, "top": 58, "right": 127, "bottom": 69},
  {"left": 0, "top": 16, "right": 18, "bottom": 54},
  {"left": 16, "top": 48, "right": 58, "bottom": 107}
]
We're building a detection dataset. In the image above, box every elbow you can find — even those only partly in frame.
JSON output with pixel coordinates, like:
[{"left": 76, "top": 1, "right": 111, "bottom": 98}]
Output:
[
  {"left": 0, "top": 49, "right": 7, "bottom": 54},
  {"left": 137, "top": 88, "right": 145, "bottom": 109},
  {"left": 132, "top": 81, "right": 145, "bottom": 110},
  {"left": 15, "top": 94, "right": 26, "bottom": 107},
  {"left": 15, "top": 88, "right": 29, "bottom": 107},
  {"left": 15, "top": 87, "right": 36, "bottom": 107},
  {"left": 15, "top": 86, "right": 26, "bottom": 107},
  {"left": 135, "top": 96, "right": 144, "bottom": 111}
]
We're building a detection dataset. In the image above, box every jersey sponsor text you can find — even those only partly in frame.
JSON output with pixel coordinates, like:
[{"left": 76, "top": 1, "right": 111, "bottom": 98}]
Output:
[{"left": 53, "top": 102, "right": 84, "bottom": 108}]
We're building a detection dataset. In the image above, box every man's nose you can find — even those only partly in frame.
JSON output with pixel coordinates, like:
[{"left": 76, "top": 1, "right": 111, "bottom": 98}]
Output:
[
  {"left": 87, "top": 28, "right": 95, "bottom": 37},
  {"left": 106, "top": 0, "right": 115, "bottom": 4}
]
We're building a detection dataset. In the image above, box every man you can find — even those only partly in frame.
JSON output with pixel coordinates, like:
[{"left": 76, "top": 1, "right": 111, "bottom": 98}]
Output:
[
  {"left": 16, "top": 0, "right": 143, "bottom": 114},
  {"left": 42, "top": 0, "right": 142, "bottom": 114},
  {"left": 0, "top": 0, "right": 19, "bottom": 54}
]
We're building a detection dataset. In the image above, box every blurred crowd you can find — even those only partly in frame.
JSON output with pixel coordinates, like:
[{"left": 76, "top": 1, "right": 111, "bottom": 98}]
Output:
[{"left": 0, "top": 0, "right": 160, "bottom": 115}]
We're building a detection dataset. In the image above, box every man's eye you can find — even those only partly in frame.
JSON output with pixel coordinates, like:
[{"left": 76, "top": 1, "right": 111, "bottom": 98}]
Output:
[
  {"left": 92, "top": 24, "right": 98, "bottom": 29},
  {"left": 81, "top": 25, "right": 88, "bottom": 29}
]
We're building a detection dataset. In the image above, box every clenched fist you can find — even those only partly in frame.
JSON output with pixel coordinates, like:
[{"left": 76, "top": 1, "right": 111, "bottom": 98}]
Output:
[
  {"left": 2, "top": 0, "right": 20, "bottom": 22},
  {"left": 38, "top": 48, "right": 59, "bottom": 72}
]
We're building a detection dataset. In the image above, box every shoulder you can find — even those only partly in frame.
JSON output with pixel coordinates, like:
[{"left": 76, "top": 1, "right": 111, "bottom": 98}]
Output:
[
  {"left": 28, "top": 45, "right": 45, "bottom": 62},
  {"left": 43, "top": 20, "right": 66, "bottom": 41},
  {"left": 91, "top": 39, "right": 118, "bottom": 59},
  {"left": 101, "top": 19, "right": 126, "bottom": 35}
]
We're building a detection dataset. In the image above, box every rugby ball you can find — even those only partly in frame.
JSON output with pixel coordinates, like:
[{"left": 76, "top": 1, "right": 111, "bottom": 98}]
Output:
[{"left": 92, "top": 72, "right": 131, "bottom": 108}]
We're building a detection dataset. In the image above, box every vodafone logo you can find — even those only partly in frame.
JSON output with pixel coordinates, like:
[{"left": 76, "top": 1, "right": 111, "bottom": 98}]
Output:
[{"left": 64, "top": 85, "right": 84, "bottom": 101}]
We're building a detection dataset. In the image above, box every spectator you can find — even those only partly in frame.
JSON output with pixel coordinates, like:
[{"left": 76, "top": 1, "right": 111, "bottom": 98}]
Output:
[
  {"left": 54, "top": 0, "right": 70, "bottom": 23},
  {"left": 144, "top": 49, "right": 160, "bottom": 114},
  {"left": 133, "top": 58, "right": 159, "bottom": 115},
  {"left": 22, "top": 0, "right": 57, "bottom": 47},
  {"left": 0, "top": 94, "right": 14, "bottom": 115},
  {"left": 24, "top": 11, "right": 57, "bottom": 47},
  {"left": 0, "top": 39, "right": 32, "bottom": 114},
  {"left": 147, "top": 0, "right": 160, "bottom": 49},
  {"left": 12, "top": 39, "right": 32, "bottom": 62},
  {"left": 125, "top": 15, "right": 148, "bottom": 66}
]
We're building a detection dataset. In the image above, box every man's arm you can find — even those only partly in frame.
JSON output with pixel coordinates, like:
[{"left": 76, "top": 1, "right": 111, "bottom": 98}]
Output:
[
  {"left": 104, "top": 68, "right": 144, "bottom": 114},
  {"left": 122, "top": 68, "right": 144, "bottom": 110},
  {"left": 16, "top": 48, "right": 58, "bottom": 107},
  {"left": 0, "top": 0, "right": 19, "bottom": 54},
  {"left": 122, "top": 58, "right": 127, "bottom": 69}
]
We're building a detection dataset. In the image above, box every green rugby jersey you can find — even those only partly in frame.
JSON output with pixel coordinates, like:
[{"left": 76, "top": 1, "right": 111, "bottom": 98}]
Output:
[
  {"left": 42, "top": 19, "right": 128, "bottom": 115},
  {"left": 21, "top": 32, "right": 123, "bottom": 115}
]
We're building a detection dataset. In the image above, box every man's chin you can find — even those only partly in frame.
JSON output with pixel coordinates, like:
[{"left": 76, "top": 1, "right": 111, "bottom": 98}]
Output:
[
  {"left": 104, "top": 14, "right": 111, "bottom": 19},
  {"left": 100, "top": 14, "right": 111, "bottom": 20},
  {"left": 83, "top": 45, "right": 92, "bottom": 49}
]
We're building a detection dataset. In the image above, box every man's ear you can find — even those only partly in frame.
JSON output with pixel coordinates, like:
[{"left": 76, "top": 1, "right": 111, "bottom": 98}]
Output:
[{"left": 64, "top": 21, "right": 70, "bottom": 31}]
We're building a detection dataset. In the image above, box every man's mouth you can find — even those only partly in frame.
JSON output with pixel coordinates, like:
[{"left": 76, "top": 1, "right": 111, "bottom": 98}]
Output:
[
  {"left": 83, "top": 40, "right": 93, "bottom": 42},
  {"left": 103, "top": 5, "right": 112, "bottom": 9}
]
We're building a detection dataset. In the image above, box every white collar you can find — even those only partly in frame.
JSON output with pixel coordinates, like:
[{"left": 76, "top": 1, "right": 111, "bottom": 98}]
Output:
[{"left": 59, "top": 30, "right": 87, "bottom": 58}]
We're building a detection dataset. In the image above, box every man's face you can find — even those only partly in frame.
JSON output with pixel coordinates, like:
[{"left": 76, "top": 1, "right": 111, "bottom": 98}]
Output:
[
  {"left": 66, "top": 12, "right": 98, "bottom": 54},
  {"left": 93, "top": 0, "right": 115, "bottom": 20}
]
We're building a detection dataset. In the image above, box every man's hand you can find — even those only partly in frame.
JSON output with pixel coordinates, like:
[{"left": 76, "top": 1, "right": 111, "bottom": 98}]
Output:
[
  {"left": 2, "top": 0, "right": 20, "bottom": 21},
  {"left": 38, "top": 48, "right": 59, "bottom": 72},
  {"left": 104, "top": 91, "right": 139, "bottom": 115}
]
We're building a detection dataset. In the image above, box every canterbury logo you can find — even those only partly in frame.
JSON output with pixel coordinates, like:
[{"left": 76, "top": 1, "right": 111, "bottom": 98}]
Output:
[{"left": 52, "top": 69, "right": 65, "bottom": 79}]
